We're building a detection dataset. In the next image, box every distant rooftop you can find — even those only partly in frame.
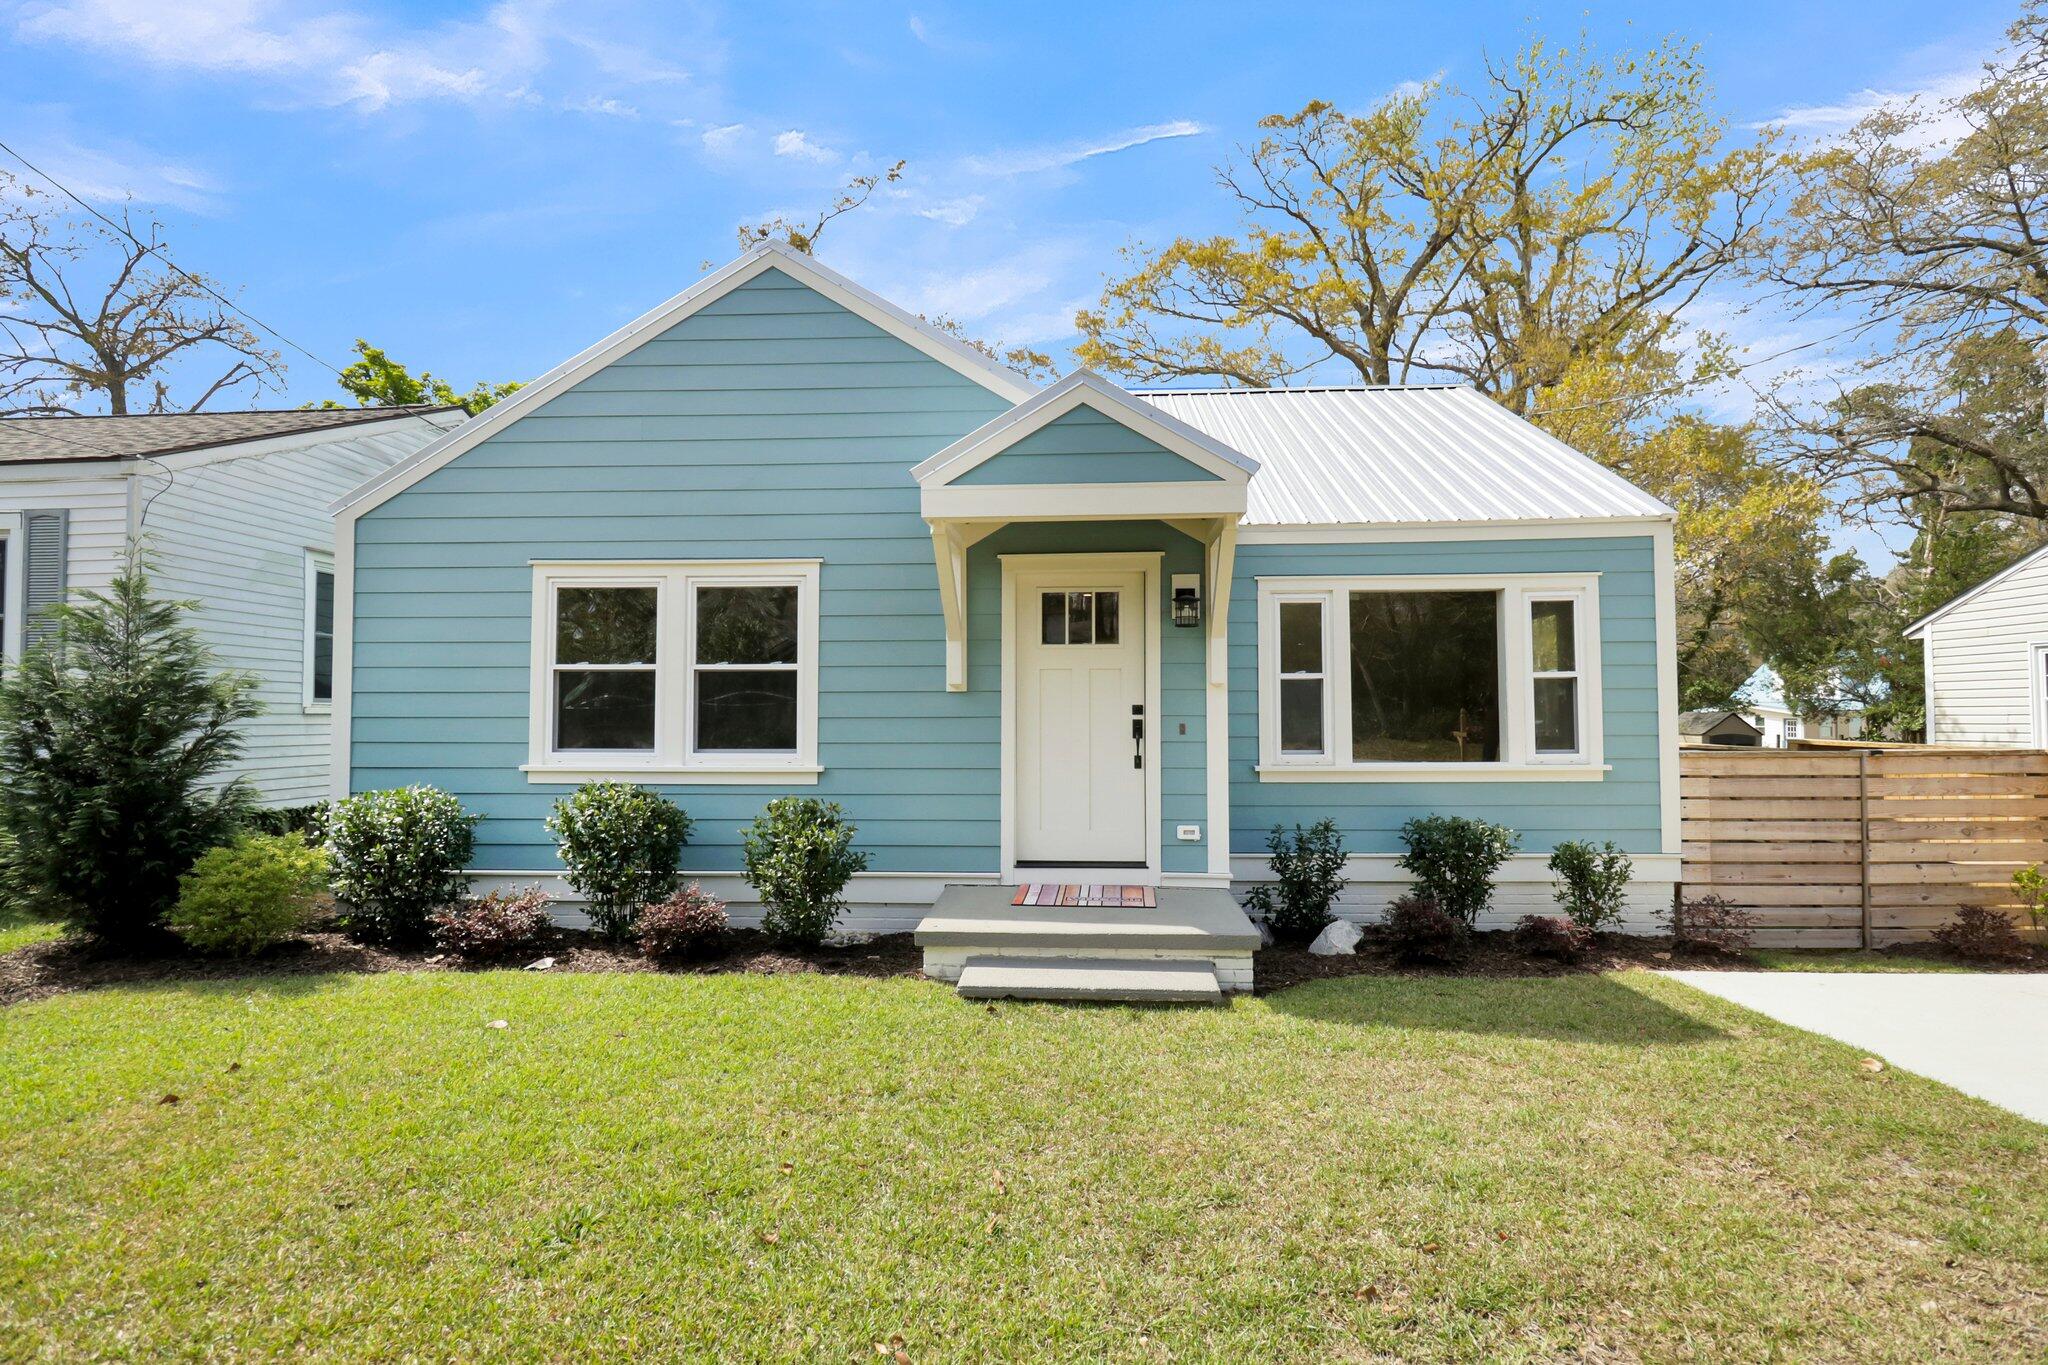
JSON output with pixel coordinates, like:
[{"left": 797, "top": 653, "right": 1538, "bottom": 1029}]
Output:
[
  {"left": 1133, "top": 384, "right": 1673, "bottom": 526},
  {"left": 0, "top": 405, "right": 461, "bottom": 465}
]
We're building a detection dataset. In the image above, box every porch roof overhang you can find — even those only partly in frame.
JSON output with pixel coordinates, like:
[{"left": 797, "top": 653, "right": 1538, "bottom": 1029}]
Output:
[{"left": 917, "top": 371, "right": 1257, "bottom": 691}]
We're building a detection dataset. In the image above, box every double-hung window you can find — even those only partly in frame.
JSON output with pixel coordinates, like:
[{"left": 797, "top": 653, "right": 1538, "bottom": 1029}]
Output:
[
  {"left": 1256, "top": 574, "right": 1602, "bottom": 779},
  {"left": 526, "top": 560, "right": 821, "bottom": 783},
  {"left": 303, "top": 553, "right": 336, "bottom": 710}
]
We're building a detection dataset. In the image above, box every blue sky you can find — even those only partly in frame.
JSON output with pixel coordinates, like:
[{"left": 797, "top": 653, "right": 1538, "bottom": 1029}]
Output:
[{"left": 0, "top": 0, "right": 2024, "bottom": 560}]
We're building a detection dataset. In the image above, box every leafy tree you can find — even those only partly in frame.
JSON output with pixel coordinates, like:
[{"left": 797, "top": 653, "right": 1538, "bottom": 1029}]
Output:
[
  {"left": 0, "top": 568, "right": 258, "bottom": 946},
  {"left": 1767, "top": 3, "right": 2048, "bottom": 525},
  {"left": 319, "top": 339, "right": 521, "bottom": 415},
  {"left": 0, "top": 172, "right": 283, "bottom": 415}
]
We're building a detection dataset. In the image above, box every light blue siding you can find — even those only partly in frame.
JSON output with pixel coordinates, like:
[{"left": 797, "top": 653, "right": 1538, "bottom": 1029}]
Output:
[
  {"left": 952, "top": 404, "right": 1221, "bottom": 485},
  {"left": 1227, "top": 536, "right": 1665, "bottom": 857},
  {"left": 350, "top": 268, "right": 1209, "bottom": 876}
]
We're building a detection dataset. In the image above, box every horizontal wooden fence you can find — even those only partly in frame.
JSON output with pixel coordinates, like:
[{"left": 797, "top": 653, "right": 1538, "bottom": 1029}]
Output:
[{"left": 1679, "top": 748, "right": 2048, "bottom": 947}]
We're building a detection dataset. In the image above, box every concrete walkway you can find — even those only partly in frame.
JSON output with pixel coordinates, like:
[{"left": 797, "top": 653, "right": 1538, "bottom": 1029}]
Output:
[{"left": 1668, "top": 971, "right": 2048, "bottom": 1125}]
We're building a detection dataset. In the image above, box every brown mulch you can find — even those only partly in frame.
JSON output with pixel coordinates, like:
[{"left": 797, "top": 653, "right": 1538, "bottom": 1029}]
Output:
[{"left": 0, "top": 926, "right": 925, "bottom": 1009}]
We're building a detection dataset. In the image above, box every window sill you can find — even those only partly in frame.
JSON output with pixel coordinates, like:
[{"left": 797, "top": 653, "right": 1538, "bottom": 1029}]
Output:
[
  {"left": 520, "top": 763, "right": 823, "bottom": 786},
  {"left": 1256, "top": 762, "right": 1609, "bottom": 783},
  {"left": 302, "top": 703, "right": 333, "bottom": 716}
]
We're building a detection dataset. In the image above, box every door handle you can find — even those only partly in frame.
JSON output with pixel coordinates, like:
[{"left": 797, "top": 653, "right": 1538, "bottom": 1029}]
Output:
[{"left": 1132, "top": 705, "right": 1144, "bottom": 769}]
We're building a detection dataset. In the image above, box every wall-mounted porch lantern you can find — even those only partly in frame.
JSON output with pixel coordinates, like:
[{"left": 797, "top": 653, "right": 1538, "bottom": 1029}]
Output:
[{"left": 1171, "top": 573, "right": 1203, "bottom": 628}]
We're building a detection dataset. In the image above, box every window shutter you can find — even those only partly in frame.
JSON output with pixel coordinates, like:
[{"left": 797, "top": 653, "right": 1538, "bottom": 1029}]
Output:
[{"left": 22, "top": 510, "right": 67, "bottom": 651}]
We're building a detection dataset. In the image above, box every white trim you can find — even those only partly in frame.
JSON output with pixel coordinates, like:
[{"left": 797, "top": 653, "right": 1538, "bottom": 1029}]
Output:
[
  {"left": 2032, "top": 642, "right": 2048, "bottom": 750},
  {"left": 1253, "top": 572, "right": 1606, "bottom": 779},
  {"left": 999, "top": 551, "right": 1164, "bottom": 883},
  {"left": 921, "top": 481, "right": 1247, "bottom": 522},
  {"left": 1231, "top": 851, "right": 1681, "bottom": 884},
  {"left": 913, "top": 370, "right": 1260, "bottom": 486},
  {"left": 332, "top": 243, "right": 1035, "bottom": 524},
  {"left": 1922, "top": 628, "right": 1938, "bottom": 743},
  {"left": 1651, "top": 520, "right": 1681, "bottom": 853},
  {"left": 0, "top": 512, "right": 22, "bottom": 664},
  {"left": 301, "top": 549, "right": 335, "bottom": 713},
  {"left": 331, "top": 520, "right": 355, "bottom": 802},
  {"left": 523, "top": 559, "right": 821, "bottom": 783},
  {"left": 1905, "top": 539, "right": 2048, "bottom": 638},
  {"left": 1235, "top": 516, "right": 1672, "bottom": 544}
]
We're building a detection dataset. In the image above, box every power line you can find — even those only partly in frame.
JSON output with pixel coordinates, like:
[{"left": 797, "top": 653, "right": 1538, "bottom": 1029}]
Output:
[{"left": 0, "top": 137, "right": 346, "bottom": 380}]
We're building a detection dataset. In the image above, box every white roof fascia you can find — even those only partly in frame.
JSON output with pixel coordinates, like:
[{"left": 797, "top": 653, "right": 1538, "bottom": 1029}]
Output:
[
  {"left": 913, "top": 370, "right": 1261, "bottom": 488},
  {"left": 332, "top": 242, "right": 1039, "bottom": 522},
  {"left": 1904, "top": 539, "right": 2048, "bottom": 638}
]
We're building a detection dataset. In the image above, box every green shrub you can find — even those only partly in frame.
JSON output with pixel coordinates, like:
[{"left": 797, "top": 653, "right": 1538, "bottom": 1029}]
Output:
[
  {"left": 429, "top": 886, "right": 553, "bottom": 961},
  {"left": 246, "top": 802, "right": 331, "bottom": 840},
  {"left": 636, "top": 884, "right": 729, "bottom": 961},
  {"left": 1930, "top": 905, "right": 2028, "bottom": 963},
  {"left": 1513, "top": 913, "right": 1593, "bottom": 963},
  {"left": 2012, "top": 864, "right": 2047, "bottom": 933},
  {"left": 741, "top": 797, "right": 870, "bottom": 948},
  {"left": 327, "top": 786, "right": 479, "bottom": 946},
  {"left": 1671, "top": 894, "right": 1755, "bottom": 955},
  {"left": 1397, "top": 815, "right": 1519, "bottom": 924},
  {"left": 0, "top": 570, "right": 258, "bottom": 948},
  {"left": 1383, "top": 894, "right": 1472, "bottom": 965},
  {"left": 1243, "top": 819, "right": 1348, "bottom": 945},
  {"left": 168, "top": 833, "right": 328, "bottom": 956},
  {"left": 545, "top": 782, "right": 693, "bottom": 941},
  {"left": 1548, "top": 840, "right": 1634, "bottom": 932}
]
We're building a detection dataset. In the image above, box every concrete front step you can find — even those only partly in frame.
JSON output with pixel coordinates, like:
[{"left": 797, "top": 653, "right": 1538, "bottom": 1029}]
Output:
[
  {"left": 916, "top": 885, "right": 1260, "bottom": 954},
  {"left": 955, "top": 956, "right": 1224, "bottom": 1003}
]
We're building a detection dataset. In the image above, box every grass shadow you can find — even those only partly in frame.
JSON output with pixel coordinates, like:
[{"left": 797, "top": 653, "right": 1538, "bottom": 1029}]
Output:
[{"left": 1261, "top": 970, "right": 1725, "bottom": 1046}]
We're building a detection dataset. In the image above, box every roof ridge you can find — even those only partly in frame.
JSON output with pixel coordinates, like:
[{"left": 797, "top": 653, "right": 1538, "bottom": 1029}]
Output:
[
  {"left": 0, "top": 403, "right": 458, "bottom": 423},
  {"left": 1131, "top": 383, "right": 1467, "bottom": 395}
]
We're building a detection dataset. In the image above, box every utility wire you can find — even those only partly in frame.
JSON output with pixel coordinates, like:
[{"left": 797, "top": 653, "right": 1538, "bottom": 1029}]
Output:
[{"left": 0, "top": 136, "right": 346, "bottom": 379}]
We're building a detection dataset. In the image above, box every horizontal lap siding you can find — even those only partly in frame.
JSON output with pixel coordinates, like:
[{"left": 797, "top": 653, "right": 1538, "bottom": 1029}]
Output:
[
  {"left": 952, "top": 405, "right": 1222, "bottom": 485},
  {"left": 142, "top": 423, "right": 449, "bottom": 807},
  {"left": 0, "top": 470, "right": 130, "bottom": 594},
  {"left": 350, "top": 269, "right": 1016, "bottom": 874},
  {"left": 1228, "top": 536, "right": 1665, "bottom": 856},
  {"left": 1924, "top": 552, "right": 2048, "bottom": 746}
]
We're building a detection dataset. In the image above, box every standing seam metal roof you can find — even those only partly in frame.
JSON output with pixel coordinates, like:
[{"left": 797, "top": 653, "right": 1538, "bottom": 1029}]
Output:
[{"left": 1133, "top": 384, "right": 1672, "bottom": 526}]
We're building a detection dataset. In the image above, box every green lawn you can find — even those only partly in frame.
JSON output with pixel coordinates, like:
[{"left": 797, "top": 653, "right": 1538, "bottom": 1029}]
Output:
[
  {"left": 2, "top": 970, "right": 2043, "bottom": 1361},
  {"left": 0, "top": 907, "right": 59, "bottom": 957},
  {"left": 1747, "top": 948, "right": 1977, "bottom": 973}
]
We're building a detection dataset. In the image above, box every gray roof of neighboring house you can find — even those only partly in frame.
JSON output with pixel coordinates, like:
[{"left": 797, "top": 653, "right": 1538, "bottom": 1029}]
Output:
[
  {"left": 0, "top": 405, "right": 462, "bottom": 466},
  {"left": 1679, "top": 709, "right": 1764, "bottom": 737},
  {"left": 1135, "top": 384, "right": 1674, "bottom": 526}
]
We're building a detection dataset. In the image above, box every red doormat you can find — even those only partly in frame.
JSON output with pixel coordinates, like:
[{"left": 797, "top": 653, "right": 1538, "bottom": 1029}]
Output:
[{"left": 1012, "top": 884, "right": 1156, "bottom": 908}]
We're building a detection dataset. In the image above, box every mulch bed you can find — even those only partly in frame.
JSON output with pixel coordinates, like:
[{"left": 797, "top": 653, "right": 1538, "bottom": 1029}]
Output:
[{"left": 3, "top": 922, "right": 2039, "bottom": 1008}]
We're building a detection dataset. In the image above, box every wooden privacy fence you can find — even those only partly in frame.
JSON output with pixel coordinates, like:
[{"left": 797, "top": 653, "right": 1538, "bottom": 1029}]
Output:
[{"left": 1679, "top": 748, "right": 2048, "bottom": 948}]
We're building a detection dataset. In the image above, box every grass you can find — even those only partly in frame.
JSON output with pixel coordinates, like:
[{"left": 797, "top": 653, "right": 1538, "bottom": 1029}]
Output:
[
  {"left": 1747, "top": 948, "right": 1978, "bottom": 973},
  {"left": 0, "top": 906, "right": 59, "bottom": 957},
  {"left": 2, "top": 970, "right": 2043, "bottom": 1361}
]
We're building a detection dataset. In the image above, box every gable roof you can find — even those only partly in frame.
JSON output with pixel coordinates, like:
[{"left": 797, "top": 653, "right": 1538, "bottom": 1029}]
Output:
[
  {"left": 1135, "top": 385, "right": 1673, "bottom": 526},
  {"left": 334, "top": 242, "right": 1039, "bottom": 521},
  {"left": 1679, "top": 709, "right": 1763, "bottom": 737},
  {"left": 1904, "top": 539, "right": 2048, "bottom": 638},
  {"left": 913, "top": 370, "right": 1259, "bottom": 488},
  {"left": 0, "top": 405, "right": 459, "bottom": 466}
]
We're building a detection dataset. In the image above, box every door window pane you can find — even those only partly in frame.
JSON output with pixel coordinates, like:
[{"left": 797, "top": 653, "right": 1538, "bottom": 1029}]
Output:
[
  {"left": 557, "top": 586, "right": 657, "bottom": 664},
  {"left": 1348, "top": 591, "right": 1499, "bottom": 762},
  {"left": 556, "top": 670, "right": 657, "bottom": 750},
  {"left": 1280, "top": 678, "right": 1324, "bottom": 753},
  {"left": 1092, "top": 592, "right": 1120, "bottom": 644},
  {"left": 1534, "top": 677, "right": 1578, "bottom": 753},
  {"left": 1066, "top": 591, "right": 1093, "bottom": 644},
  {"left": 1041, "top": 591, "right": 1066, "bottom": 644},
  {"left": 1531, "top": 600, "right": 1576, "bottom": 672},
  {"left": 696, "top": 671, "right": 800, "bottom": 750},
  {"left": 697, "top": 585, "right": 798, "bottom": 664},
  {"left": 1040, "top": 591, "right": 1120, "bottom": 645}
]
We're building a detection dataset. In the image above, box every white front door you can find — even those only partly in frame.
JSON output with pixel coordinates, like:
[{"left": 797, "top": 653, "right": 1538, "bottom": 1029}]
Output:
[{"left": 1014, "top": 567, "right": 1148, "bottom": 866}]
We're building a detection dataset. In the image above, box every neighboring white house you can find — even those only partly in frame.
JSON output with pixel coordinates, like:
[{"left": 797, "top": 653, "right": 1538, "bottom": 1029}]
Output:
[
  {"left": 0, "top": 405, "right": 465, "bottom": 805},
  {"left": 1731, "top": 665, "right": 1865, "bottom": 747},
  {"left": 1905, "top": 541, "right": 2048, "bottom": 747}
]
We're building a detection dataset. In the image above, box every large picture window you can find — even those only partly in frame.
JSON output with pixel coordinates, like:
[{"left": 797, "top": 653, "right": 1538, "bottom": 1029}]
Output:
[
  {"left": 525, "top": 561, "right": 821, "bottom": 783},
  {"left": 1257, "top": 574, "right": 1601, "bottom": 779}
]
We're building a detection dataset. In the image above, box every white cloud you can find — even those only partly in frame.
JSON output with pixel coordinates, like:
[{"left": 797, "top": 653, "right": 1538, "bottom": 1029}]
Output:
[
  {"left": 1767, "top": 67, "right": 1983, "bottom": 146},
  {"left": 907, "top": 14, "right": 932, "bottom": 45},
  {"left": 961, "top": 120, "right": 1207, "bottom": 177},
  {"left": 1, "top": 132, "right": 225, "bottom": 214},
  {"left": 772, "top": 129, "right": 836, "bottom": 164},
  {"left": 700, "top": 122, "right": 748, "bottom": 155},
  {"left": 905, "top": 13, "right": 986, "bottom": 56},
  {"left": 914, "top": 194, "right": 984, "bottom": 227},
  {"left": 567, "top": 95, "right": 640, "bottom": 119}
]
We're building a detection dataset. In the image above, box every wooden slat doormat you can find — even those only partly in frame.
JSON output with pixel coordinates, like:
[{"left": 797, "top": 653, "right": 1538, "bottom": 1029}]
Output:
[{"left": 1012, "top": 884, "right": 1156, "bottom": 907}]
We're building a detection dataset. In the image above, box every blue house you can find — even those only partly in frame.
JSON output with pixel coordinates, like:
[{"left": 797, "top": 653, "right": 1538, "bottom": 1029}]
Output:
[{"left": 334, "top": 244, "right": 1679, "bottom": 997}]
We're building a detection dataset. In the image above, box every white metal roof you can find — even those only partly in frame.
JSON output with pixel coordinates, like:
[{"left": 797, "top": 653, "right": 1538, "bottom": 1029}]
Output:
[{"left": 1134, "top": 384, "right": 1672, "bottom": 527}]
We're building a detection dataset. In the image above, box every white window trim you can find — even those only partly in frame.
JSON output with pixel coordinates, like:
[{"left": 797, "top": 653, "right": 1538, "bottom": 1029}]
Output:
[
  {"left": 0, "top": 513, "right": 22, "bottom": 664},
  {"left": 522, "top": 559, "right": 822, "bottom": 785},
  {"left": 1255, "top": 573, "right": 1606, "bottom": 782},
  {"left": 302, "top": 550, "right": 335, "bottom": 713}
]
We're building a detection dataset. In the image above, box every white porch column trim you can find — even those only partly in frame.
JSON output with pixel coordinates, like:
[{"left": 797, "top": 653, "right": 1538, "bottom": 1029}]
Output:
[{"left": 928, "top": 519, "right": 1000, "bottom": 692}]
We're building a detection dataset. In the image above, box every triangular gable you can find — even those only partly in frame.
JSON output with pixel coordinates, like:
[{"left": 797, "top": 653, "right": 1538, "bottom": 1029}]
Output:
[
  {"left": 949, "top": 404, "right": 1223, "bottom": 485},
  {"left": 333, "top": 242, "right": 1038, "bottom": 522}
]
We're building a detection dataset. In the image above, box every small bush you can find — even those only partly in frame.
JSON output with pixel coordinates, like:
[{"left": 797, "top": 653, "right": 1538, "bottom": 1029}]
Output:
[
  {"left": 1514, "top": 913, "right": 1594, "bottom": 962},
  {"left": 246, "top": 801, "right": 331, "bottom": 840},
  {"left": 1671, "top": 894, "right": 1755, "bottom": 955},
  {"left": 1549, "top": 840, "right": 1634, "bottom": 932},
  {"left": 168, "top": 833, "right": 328, "bottom": 956},
  {"left": 636, "top": 884, "right": 730, "bottom": 961},
  {"left": 1242, "top": 819, "right": 1348, "bottom": 945},
  {"left": 1383, "top": 894, "right": 1473, "bottom": 965},
  {"left": 327, "top": 786, "right": 480, "bottom": 946},
  {"left": 1930, "top": 905, "right": 2028, "bottom": 963},
  {"left": 2012, "top": 864, "right": 2047, "bottom": 933},
  {"left": 430, "top": 885, "right": 553, "bottom": 961},
  {"left": 1398, "top": 815, "right": 1519, "bottom": 923},
  {"left": 742, "top": 797, "right": 870, "bottom": 948},
  {"left": 546, "top": 782, "right": 693, "bottom": 942}
]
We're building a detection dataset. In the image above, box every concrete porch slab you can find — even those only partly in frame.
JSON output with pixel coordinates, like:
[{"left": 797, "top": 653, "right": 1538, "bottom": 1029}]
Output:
[{"left": 914, "top": 884, "right": 1260, "bottom": 953}]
